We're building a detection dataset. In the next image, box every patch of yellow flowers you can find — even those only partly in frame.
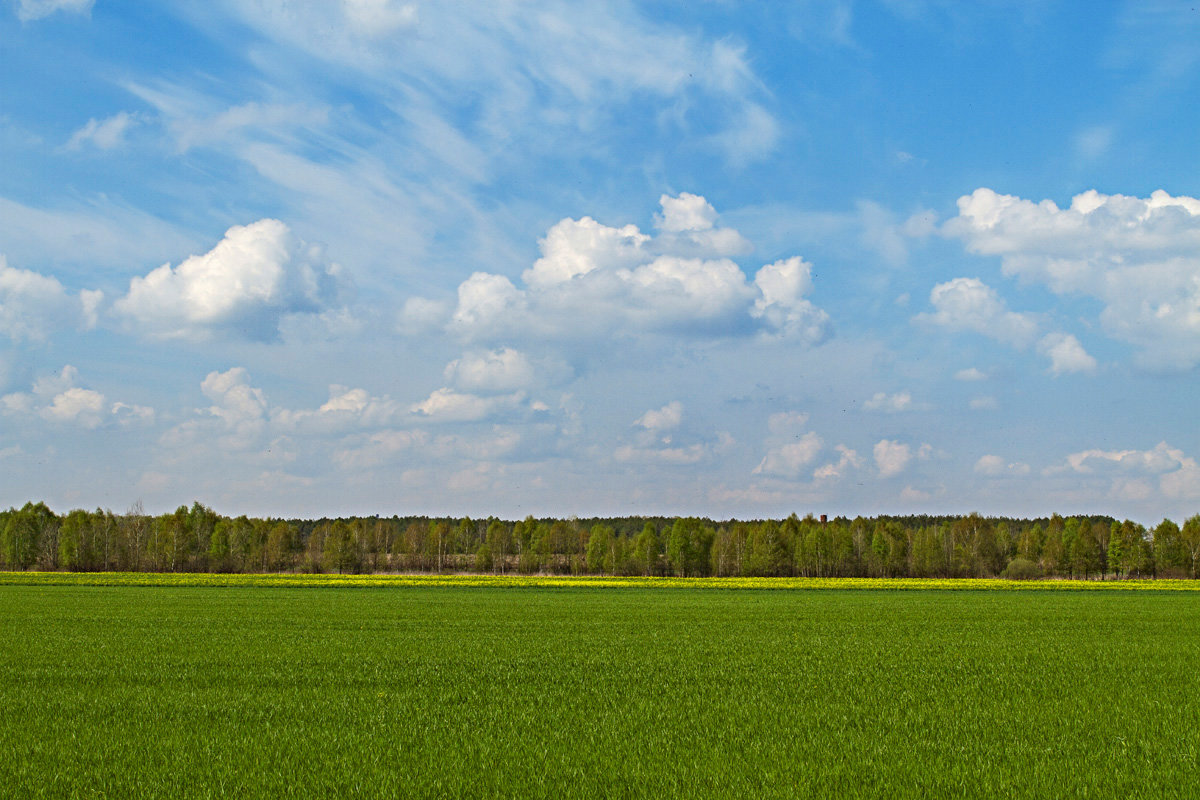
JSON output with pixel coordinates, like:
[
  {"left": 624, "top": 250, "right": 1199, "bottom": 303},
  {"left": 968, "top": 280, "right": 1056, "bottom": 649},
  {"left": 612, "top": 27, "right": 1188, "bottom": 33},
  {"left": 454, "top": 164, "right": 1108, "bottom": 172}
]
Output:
[{"left": 2, "top": 571, "right": 1199, "bottom": 590}]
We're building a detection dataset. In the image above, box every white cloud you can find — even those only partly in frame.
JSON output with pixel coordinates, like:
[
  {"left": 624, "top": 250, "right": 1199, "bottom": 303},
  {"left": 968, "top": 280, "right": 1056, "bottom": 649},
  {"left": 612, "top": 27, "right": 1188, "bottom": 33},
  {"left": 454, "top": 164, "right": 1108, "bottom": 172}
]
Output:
[
  {"left": 874, "top": 439, "right": 912, "bottom": 478},
  {"left": 410, "top": 388, "right": 524, "bottom": 422},
  {"left": 752, "top": 257, "right": 831, "bottom": 344},
  {"left": 170, "top": 103, "right": 329, "bottom": 153},
  {"left": 1049, "top": 441, "right": 1200, "bottom": 502},
  {"left": 767, "top": 411, "right": 809, "bottom": 435},
  {"left": 944, "top": 187, "right": 1200, "bottom": 370},
  {"left": 1037, "top": 332, "right": 1097, "bottom": 375},
  {"left": 955, "top": 367, "right": 988, "bottom": 381},
  {"left": 654, "top": 193, "right": 752, "bottom": 257},
  {"left": 0, "top": 256, "right": 92, "bottom": 341},
  {"left": 635, "top": 401, "right": 684, "bottom": 432},
  {"left": 1062, "top": 441, "right": 1190, "bottom": 476},
  {"left": 974, "top": 455, "right": 1031, "bottom": 477},
  {"left": 272, "top": 385, "right": 404, "bottom": 433},
  {"left": 523, "top": 216, "right": 648, "bottom": 289},
  {"left": 444, "top": 348, "right": 540, "bottom": 393},
  {"left": 658, "top": 192, "right": 719, "bottom": 234},
  {"left": 333, "top": 429, "right": 428, "bottom": 471},
  {"left": 0, "top": 365, "right": 151, "bottom": 429},
  {"left": 449, "top": 272, "right": 525, "bottom": 334},
  {"left": 42, "top": 387, "right": 105, "bottom": 427},
  {"left": 863, "top": 391, "right": 912, "bottom": 413},
  {"left": 813, "top": 445, "right": 862, "bottom": 481},
  {"left": 200, "top": 367, "right": 268, "bottom": 437},
  {"left": 16, "top": 0, "right": 91, "bottom": 21},
  {"left": 615, "top": 442, "right": 708, "bottom": 465},
  {"left": 914, "top": 277, "right": 1038, "bottom": 347},
  {"left": 712, "top": 102, "right": 780, "bottom": 167},
  {"left": 341, "top": 0, "right": 418, "bottom": 36},
  {"left": 435, "top": 194, "right": 830, "bottom": 345},
  {"left": 215, "top": 2, "right": 775, "bottom": 172},
  {"left": 66, "top": 112, "right": 135, "bottom": 151},
  {"left": 114, "top": 219, "right": 346, "bottom": 341},
  {"left": 755, "top": 432, "right": 824, "bottom": 479},
  {"left": 916, "top": 275, "right": 1094, "bottom": 376}
]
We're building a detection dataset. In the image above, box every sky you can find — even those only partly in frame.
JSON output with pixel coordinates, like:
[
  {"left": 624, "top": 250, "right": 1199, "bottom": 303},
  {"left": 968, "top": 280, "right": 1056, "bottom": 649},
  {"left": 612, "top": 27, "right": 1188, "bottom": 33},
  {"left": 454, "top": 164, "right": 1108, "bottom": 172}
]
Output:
[{"left": 2, "top": 0, "right": 1200, "bottom": 523}]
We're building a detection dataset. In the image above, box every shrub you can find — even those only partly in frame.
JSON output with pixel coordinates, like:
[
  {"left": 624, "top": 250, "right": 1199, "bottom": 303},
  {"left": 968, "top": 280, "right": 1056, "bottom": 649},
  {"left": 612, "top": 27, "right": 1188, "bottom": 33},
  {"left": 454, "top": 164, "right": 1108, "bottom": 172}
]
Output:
[{"left": 1001, "top": 557, "right": 1043, "bottom": 580}]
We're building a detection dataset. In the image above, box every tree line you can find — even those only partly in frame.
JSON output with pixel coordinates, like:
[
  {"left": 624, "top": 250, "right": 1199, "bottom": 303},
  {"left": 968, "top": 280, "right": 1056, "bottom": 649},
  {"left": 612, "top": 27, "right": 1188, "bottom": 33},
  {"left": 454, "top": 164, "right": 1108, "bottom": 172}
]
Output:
[{"left": 2, "top": 501, "right": 1199, "bottom": 579}]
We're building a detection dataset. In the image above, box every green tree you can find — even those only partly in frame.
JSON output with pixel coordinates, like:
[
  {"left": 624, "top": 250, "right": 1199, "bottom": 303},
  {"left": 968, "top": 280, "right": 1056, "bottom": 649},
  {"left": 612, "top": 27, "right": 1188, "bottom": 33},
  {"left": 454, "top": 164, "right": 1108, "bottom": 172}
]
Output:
[
  {"left": 1181, "top": 515, "right": 1200, "bottom": 578},
  {"left": 586, "top": 524, "right": 615, "bottom": 574},
  {"left": 1073, "top": 518, "right": 1101, "bottom": 579},
  {"left": 632, "top": 522, "right": 659, "bottom": 576},
  {"left": 1152, "top": 519, "right": 1184, "bottom": 576}
]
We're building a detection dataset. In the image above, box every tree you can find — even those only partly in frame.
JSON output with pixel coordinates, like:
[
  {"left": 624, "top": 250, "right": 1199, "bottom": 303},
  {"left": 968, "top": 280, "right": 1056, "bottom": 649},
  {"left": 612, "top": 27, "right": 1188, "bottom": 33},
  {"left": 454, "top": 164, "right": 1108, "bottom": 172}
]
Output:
[
  {"left": 1073, "top": 518, "right": 1101, "bottom": 579},
  {"left": 1181, "top": 515, "right": 1200, "bottom": 578},
  {"left": 632, "top": 522, "right": 659, "bottom": 576},
  {"left": 1152, "top": 519, "right": 1184, "bottom": 576},
  {"left": 58, "top": 509, "right": 91, "bottom": 571},
  {"left": 746, "top": 520, "right": 789, "bottom": 577},
  {"left": 586, "top": 525, "right": 615, "bottom": 574},
  {"left": 486, "top": 519, "right": 511, "bottom": 574}
]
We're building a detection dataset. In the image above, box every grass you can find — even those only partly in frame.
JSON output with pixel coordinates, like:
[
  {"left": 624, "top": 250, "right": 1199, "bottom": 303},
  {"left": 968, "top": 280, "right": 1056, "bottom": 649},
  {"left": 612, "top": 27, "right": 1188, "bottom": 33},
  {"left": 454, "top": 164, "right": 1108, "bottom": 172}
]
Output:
[{"left": 1, "top": 579, "right": 1198, "bottom": 797}]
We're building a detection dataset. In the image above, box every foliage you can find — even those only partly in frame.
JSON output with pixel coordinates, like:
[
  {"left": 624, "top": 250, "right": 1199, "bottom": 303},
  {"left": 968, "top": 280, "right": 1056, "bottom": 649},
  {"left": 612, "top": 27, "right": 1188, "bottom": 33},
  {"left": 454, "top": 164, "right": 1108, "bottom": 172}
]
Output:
[{"left": 3, "top": 502, "right": 1195, "bottom": 581}]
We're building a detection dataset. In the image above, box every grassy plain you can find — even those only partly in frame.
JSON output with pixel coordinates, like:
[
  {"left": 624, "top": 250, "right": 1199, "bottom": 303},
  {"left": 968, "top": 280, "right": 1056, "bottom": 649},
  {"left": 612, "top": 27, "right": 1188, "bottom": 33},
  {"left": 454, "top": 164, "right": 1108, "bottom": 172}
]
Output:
[{"left": 1, "top": 578, "right": 1198, "bottom": 798}]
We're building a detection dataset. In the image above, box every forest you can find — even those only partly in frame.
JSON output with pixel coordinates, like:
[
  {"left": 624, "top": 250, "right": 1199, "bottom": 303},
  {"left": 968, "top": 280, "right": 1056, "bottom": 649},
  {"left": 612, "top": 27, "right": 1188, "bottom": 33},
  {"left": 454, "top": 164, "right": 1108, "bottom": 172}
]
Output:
[{"left": 2, "top": 501, "right": 1198, "bottom": 579}]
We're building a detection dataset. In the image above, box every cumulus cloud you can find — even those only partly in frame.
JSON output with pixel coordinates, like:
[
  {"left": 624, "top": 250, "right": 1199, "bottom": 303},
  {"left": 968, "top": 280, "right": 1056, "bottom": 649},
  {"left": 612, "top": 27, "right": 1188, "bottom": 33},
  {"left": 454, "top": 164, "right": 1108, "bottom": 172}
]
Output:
[
  {"left": 617, "top": 400, "right": 729, "bottom": 465},
  {"left": 751, "top": 257, "right": 831, "bottom": 344},
  {"left": 813, "top": 444, "right": 863, "bottom": 481},
  {"left": 162, "top": 368, "right": 418, "bottom": 460},
  {"left": 916, "top": 276, "right": 1097, "bottom": 375},
  {"left": 0, "top": 256, "right": 97, "bottom": 341},
  {"left": 1037, "top": 332, "right": 1097, "bottom": 375},
  {"left": 944, "top": 187, "right": 1200, "bottom": 370},
  {"left": 444, "top": 348, "right": 539, "bottom": 393},
  {"left": 0, "top": 365, "right": 152, "bottom": 429},
  {"left": 874, "top": 439, "right": 912, "bottom": 478},
  {"left": 410, "top": 388, "right": 525, "bottom": 422},
  {"left": 863, "top": 391, "right": 912, "bottom": 413},
  {"left": 272, "top": 385, "right": 404, "bottom": 433},
  {"left": 1049, "top": 441, "right": 1200, "bottom": 501},
  {"left": 974, "top": 455, "right": 1031, "bottom": 477},
  {"left": 15, "top": 0, "right": 91, "bottom": 21},
  {"left": 428, "top": 194, "right": 830, "bottom": 346},
  {"left": 634, "top": 401, "right": 684, "bottom": 433},
  {"left": 914, "top": 277, "right": 1038, "bottom": 347},
  {"left": 199, "top": 367, "right": 268, "bottom": 439},
  {"left": 114, "top": 219, "right": 346, "bottom": 341},
  {"left": 754, "top": 411, "right": 824, "bottom": 479},
  {"left": 955, "top": 367, "right": 988, "bottom": 381}
]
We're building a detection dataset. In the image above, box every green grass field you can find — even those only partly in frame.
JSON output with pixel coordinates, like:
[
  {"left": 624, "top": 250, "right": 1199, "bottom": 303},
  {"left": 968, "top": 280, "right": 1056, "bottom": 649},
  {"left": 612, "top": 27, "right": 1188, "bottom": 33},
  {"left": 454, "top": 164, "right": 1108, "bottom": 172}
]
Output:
[{"left": 2, "top": 579, "right": 1198, "bottom": 798}]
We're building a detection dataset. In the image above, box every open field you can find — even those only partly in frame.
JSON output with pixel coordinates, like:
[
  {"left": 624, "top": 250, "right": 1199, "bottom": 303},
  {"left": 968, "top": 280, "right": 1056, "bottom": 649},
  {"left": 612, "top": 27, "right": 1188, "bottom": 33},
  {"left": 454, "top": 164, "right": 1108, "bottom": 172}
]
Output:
[{"left": 2, "top": 580, "right": 1199, "bottom": 798}]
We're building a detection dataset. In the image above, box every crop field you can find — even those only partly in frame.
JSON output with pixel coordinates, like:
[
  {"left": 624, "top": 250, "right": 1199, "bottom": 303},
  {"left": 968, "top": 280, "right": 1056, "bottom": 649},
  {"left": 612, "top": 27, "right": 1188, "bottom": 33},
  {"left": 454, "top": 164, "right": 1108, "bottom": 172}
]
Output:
[{"left": 2, "top": 579, "right": 1199, "bottom": 798}]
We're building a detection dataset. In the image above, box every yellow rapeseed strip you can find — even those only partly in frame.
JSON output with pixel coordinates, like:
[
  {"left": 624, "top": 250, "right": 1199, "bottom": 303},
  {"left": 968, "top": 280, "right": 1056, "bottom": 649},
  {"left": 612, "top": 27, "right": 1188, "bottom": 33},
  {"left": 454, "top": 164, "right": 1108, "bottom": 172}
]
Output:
[{"left": 1, "top": 572, "right": 1199, "bottom": 590}]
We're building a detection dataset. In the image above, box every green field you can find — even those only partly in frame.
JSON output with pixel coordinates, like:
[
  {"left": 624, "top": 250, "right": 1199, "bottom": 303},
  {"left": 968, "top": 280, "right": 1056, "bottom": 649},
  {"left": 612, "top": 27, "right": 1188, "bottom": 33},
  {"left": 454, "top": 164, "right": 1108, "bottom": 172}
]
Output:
[{"left": 2, "top": 581, "right": 1198, "bottom": 798}]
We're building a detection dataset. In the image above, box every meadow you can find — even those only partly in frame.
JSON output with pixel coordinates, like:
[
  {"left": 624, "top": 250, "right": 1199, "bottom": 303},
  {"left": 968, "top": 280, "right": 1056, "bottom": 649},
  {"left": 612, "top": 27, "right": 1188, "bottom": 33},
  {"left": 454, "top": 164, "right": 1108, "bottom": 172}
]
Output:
[{"left": 2, "top": 577, "right": 1198, "bottom": 798}]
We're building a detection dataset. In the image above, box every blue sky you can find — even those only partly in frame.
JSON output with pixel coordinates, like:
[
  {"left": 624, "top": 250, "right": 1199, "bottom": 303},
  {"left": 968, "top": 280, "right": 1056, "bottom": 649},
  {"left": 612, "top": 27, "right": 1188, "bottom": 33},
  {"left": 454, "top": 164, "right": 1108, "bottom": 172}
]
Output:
[{"left": 3, "top": 0, "right": 1200, "bottom": 522}]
